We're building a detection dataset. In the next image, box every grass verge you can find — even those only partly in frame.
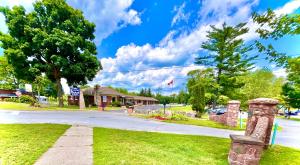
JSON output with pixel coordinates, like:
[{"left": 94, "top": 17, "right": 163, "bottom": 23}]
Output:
[
  {"left": 93, "top": 127, "right": 300, "bottom": 165},
  {"left": 0, "top": 124, "right": 70, "bottom": 165},
  {"left": 163, "top": 118, "right": 244, "bottom": 130},
  {"left": 134, "top": 113, "right": 282, "bottom": 131},
  {"left": 276, "top": 115, "right": 300, "bottom": 122}
]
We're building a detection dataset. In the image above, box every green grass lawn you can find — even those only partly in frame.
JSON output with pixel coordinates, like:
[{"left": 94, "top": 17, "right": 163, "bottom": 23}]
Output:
[
  {"left": 0, "top": 124, "right": 70, "bottom": 165},
  {"left": 0, "top": 102, "right": 124, "bottom": 111},
  {"left": 161, "top": 105, "right": 193, "bottom": 112},
  {"left": 93, "top": 127, "right": 300, "bottom": 165},
  {"left": 276, "top": 115, "right": 300, "bottom": 122},
  {"left": 163, "top": 118, "right": 245, "bottom": 130}
]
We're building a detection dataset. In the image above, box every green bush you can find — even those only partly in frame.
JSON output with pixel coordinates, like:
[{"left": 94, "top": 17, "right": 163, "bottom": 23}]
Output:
[
  {"left": 3, "top": 98, "right": 19, "bottom": 102},
  {"left": 170, "top": 113, "right": 189, "bottom": 121},
  {"left": 19, "top": 95, "right": 37, "bottom": 105},
  {"left": 111, "top": 101, "right": 121, "bottom": 107}
]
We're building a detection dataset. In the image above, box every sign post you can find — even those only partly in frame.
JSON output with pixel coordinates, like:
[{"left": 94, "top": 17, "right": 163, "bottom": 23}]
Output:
[
  {"left": 271, "top": 122, "right": 279, "bottom": 146},
  {"left": 70, "top": 87, "right": 82, "bottom": 108},
  {"left": 102, "top": 96, "right": 107, "bottom": 111}
]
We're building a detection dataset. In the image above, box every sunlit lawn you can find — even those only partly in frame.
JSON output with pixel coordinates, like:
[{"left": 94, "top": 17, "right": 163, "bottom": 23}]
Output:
[
  {"left": 94, "top": 127, "right": 300, "bottom": 165},
  {"left": 161, "top": 105, "right": 194, "bottom": 112},
  {"left": 276, "top": 115, "right": 300, "bottom": 122},
  {"left": 0, "top": 124, "right": 70, "bottom": 165},
  {"left": 164, "top": 117, "right": 245, "bottom": 130},
  {"left": 0, "top": 102, "right": 124, "bottom": 111}
]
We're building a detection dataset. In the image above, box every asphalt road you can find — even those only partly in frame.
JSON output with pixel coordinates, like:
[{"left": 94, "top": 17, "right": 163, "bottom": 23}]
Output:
[{"left": 0, "top": 110, "right": 299, "bottom": 149}]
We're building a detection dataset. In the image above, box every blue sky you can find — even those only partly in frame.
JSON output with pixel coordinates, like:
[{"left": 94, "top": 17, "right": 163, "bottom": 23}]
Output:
[{"left": 1, "top": 0, "right": 300, "bottom": 94}]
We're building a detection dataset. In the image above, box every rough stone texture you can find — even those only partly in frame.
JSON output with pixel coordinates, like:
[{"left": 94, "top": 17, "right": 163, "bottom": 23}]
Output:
[
  {"left": 228, "top": 139, "right": 264, "bottom": 165},
  {"left": 228, "top": 98, "right": 279, "bottom": 165},
  {"left": 246, "top": 98, "right": 278, "bottom": 147},
  {"left": 34, "top": 125, "right": 93, "bottom": 165},
  {"left": 79, "top": 91, "right": 85, "bottom": 110},
  {"left": 226, "top": 101, "right": 240, "bottom": 127},
  {"left": 209, "top": 100, "right": 240, "bottom": 127}
]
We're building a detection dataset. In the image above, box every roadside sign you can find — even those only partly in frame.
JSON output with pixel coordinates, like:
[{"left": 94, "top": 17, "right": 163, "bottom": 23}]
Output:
[
  {"left": 70, "top": 87, "right": 80, "bottom": 96},
  {"left": 102, "top": 96, "right": 107, "bottom": 102}
]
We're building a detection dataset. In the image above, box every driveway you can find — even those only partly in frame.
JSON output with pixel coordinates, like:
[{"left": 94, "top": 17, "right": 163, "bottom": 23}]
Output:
[
  {"left": 0, "top": 110, "right": 299, "bottom": 149},
  {"left": 275, "top": 118, "right": 300, "bottom": 148}
]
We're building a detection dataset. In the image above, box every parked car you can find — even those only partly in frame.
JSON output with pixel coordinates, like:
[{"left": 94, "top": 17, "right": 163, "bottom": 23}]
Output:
[
  {"left": 209, "top": 107, "right": 227, "bottom": 115},
  {"left": 125, "top": 101, "right": 134, "bottom": 108}
]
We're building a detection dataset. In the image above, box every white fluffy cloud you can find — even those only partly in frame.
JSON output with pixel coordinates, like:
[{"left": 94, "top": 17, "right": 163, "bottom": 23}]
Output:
[
  {"left": 67, "top": 0, "right": 141, "bottom": 43},
  {"left": 93, "top": 0, "right": 300, "bottom": 94},
  {"left": 94, "top": 0, "right": 258, "bottom": 94},
  {"left": 0, "top": 0, "right": 141, "bottom": 42},
  {"left": 0, "top": 0, "right": 141, "bottom": 93}
]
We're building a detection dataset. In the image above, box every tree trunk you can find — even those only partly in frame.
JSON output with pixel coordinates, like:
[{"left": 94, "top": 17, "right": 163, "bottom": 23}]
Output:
[{"left": 56, "top": 78, "right": 64, "bottom": 107}]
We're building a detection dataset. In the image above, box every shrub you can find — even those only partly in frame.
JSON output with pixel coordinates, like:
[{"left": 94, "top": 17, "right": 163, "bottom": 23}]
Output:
[
  {"left": 3, "top": 98, "right": 19, "bottom": 102},
  {"left": 170, "top": 113, "right": 189, "bottom": 121},
  {"left": 19, "top": 95, "right": 37, "bottom": 105},
  {"left": 111, "top": 101, "right": 121, "bottom": 107}
]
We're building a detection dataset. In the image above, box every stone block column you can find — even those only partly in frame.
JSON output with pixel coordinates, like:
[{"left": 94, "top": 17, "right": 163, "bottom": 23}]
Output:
[
  {"left": 226, "top": 100, "right": 240, "bottom": 127},
  {"left": 245, "top": 98, "right": 279, "bottom": 148},
  {"left": 79, "top": 91, "right": 85, "bottom": 110}
]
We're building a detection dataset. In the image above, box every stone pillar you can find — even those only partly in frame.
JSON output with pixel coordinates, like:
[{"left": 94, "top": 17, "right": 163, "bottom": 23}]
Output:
[
  {"left": 226, "top": 100, "right": 240, "bottom": 127},
  {"left": 79, "top": 91, "right": 85, "bottom": 110},
  {"left": 245, "top": 98, "right": 279, "bottom": 148}
]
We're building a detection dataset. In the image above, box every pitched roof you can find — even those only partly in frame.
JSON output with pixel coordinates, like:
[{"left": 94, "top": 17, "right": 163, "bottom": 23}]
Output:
[
  {"left": 82, "top": 87, "right": 123, "bottom": 96},
  {"left": 132, "top": 95, "right": 158, "bottom": 101},
  {"left": 82, "top": 86, "right": 158, "bottom": 101}
]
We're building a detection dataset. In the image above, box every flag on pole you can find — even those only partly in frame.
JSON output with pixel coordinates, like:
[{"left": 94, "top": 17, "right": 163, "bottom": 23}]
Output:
[{"left": 167, "top": 80, "right": 174, "bottom": 86}]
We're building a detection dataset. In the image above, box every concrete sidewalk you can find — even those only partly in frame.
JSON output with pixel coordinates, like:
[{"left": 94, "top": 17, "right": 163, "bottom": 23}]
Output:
[{"left": 34, "top": 125, "right": 93, "bottom": 165}]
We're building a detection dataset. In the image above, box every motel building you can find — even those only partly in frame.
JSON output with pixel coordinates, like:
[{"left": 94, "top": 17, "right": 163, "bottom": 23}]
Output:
[{"left": 68, "top": 85, "right": 158, "bottom": 107}]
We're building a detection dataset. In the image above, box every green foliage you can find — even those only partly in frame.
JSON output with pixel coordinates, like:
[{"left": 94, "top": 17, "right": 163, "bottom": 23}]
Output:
[
  {"left": 0, "top": 56, "right": 19, "bottom": 89},
  {"left": 33, "top": 75, "right": 54, "bottom": 97},
  {"left": 187, "top": 68, "right": 216, "bottom": 107},
  {"left": 170, "top": 113, "right": 189, "bottom": 121},
  {"left": 282, "top": 57, "right": 300, "bottom": 108},
  {"left": 217, "top": 95, "right": 230, "bottom": 106},
  {"left": 237, "top": 69, "right": 284, "bottom": 109},
  {"left": 189, "top": 83, "right": 205, "bottom": 117},
  {"left": 155, "top": 93, "right": 175, "bottom": 104},
  {"left": 175, "top": 89, "right": 189, "bottom": 104},
  {"left": 139, "top": 88, "right": 153, "bottom": 97},
  {"left": 111, "top": 101, "right": 121, "bottom": 107},
  {"left": 3, "top": 97, "right": 19, "bottom": 102},
  {"left": 195, "top": 23, "right": 256, "bottom": 106},
  {"left": 252, "top": 9, "right": 300, "bottom": 66},
  {"left": 3, "top": 95, "right": 37, "bottom": 106},
  {"left": 0, "top": 0, "right": 102, "bottom": 106},
  {"left": 19, "top": 95, "right": 37, "bottom": 105}
]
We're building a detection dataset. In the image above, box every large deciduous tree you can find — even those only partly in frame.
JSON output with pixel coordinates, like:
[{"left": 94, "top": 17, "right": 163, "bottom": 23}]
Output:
[
  {"left": 0, "top": 56, "right": 19, "bottom": 90},
  {"left": 253, "top": 9, "right": 300, "bottom": 108},
  {"left": 252, "top": 9, "right": 300, "bottom": 66},
  {"left": 195, "top": 23, "right": 257, "bottom": 107},
  {"left": 282, "top": 57, "right": 300, "bottom": 109},
  {"left": 237, "top": 69, "right": 284, "bottom": 109},
  {"left": 0, "top": 0, "right": 102, "bottom": 106}
]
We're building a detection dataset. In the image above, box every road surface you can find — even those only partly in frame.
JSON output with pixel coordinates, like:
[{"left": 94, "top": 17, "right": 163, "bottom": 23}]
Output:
[{"left": 0, "top": 110, "right": 299, "bottom": 149}]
